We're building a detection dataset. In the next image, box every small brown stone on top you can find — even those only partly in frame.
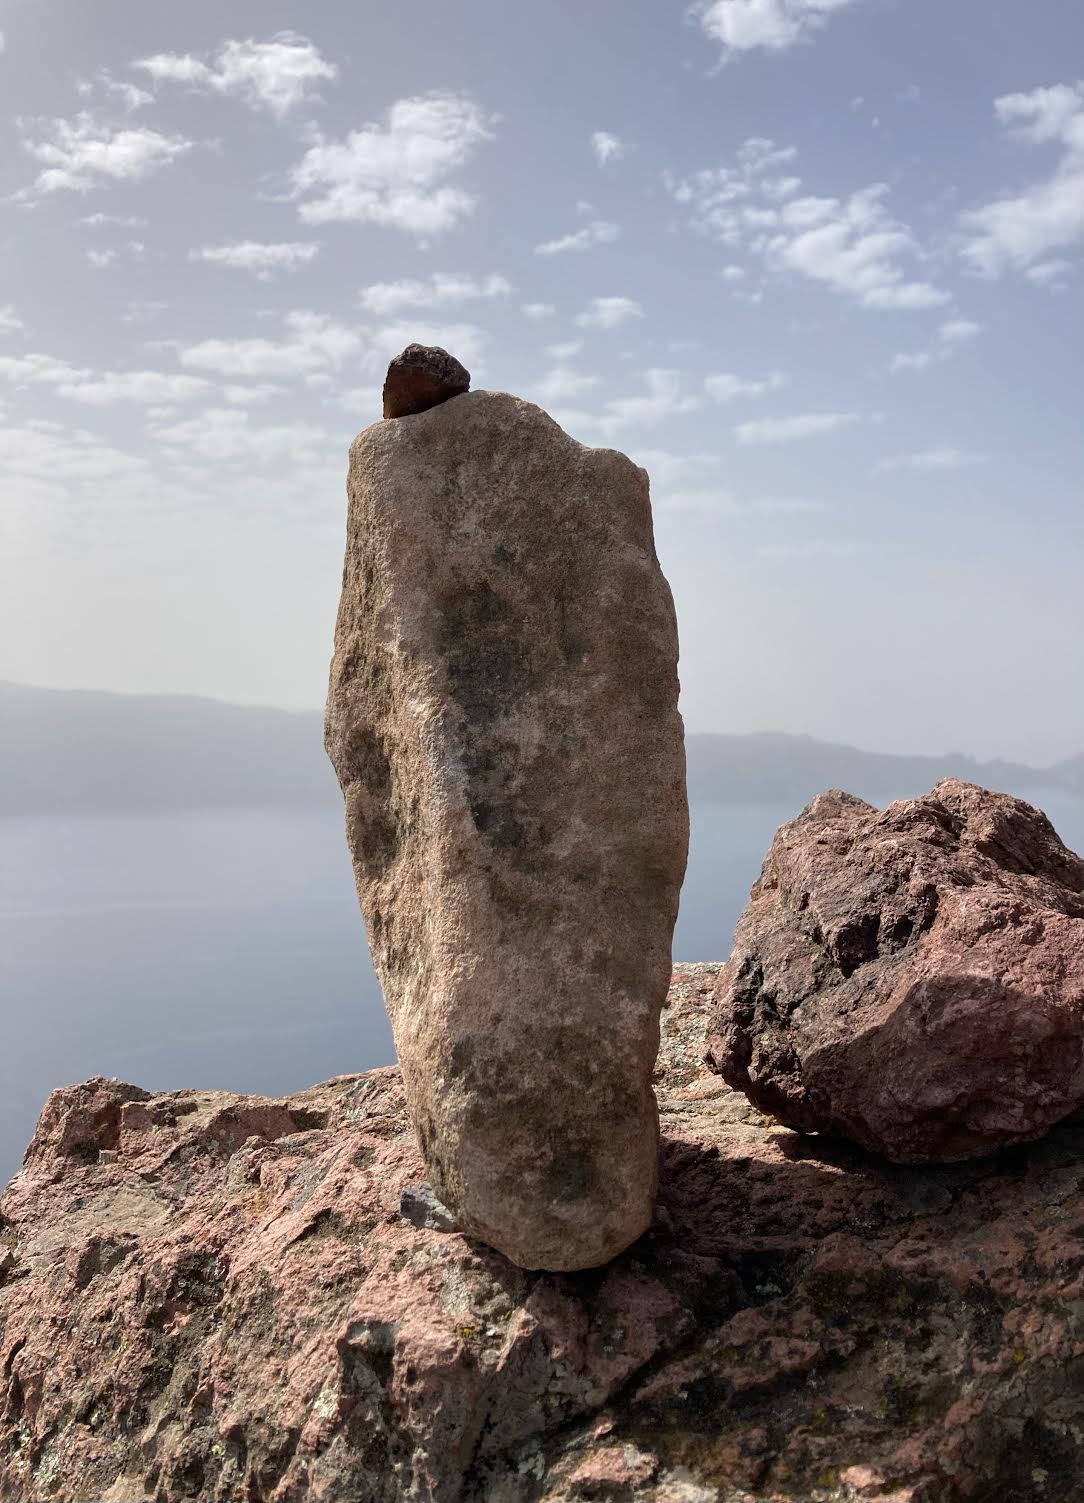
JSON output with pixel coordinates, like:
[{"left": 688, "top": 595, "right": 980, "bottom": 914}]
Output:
[{"left": 382, "top": 344, "right": 471, "bottom": 419}]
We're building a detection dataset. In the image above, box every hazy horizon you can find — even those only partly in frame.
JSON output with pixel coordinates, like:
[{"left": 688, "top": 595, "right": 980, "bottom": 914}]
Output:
[
  {"left": 1, "top": 2, "right": 1081, "bottom": 767},
  {"left": 2, "top": 674, "right": 1081, "bottom": 771}
]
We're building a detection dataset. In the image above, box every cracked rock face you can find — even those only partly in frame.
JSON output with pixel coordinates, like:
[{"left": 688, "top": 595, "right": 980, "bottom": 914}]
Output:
[
  {"left": 4, "top": 969, "right": 1084, "bottom": 1503},
  {"left": 325, "top": 389, "right": 689, "bottom": 1269},
  {"left": 705, "top": 778, "right": 1084, "bottom": 1163}
]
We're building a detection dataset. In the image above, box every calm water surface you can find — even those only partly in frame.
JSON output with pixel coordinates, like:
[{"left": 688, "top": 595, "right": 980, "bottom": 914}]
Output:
[{"left": 2, "top": 790, "right": 1081, "bottom": 1184}]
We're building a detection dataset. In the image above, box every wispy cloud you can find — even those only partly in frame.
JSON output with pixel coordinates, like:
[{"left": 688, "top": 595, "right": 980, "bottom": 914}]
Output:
[
  {"left": 135, "top": 31, "right": 337, "bottom": 117},
  {"left": 0, "top": 352, "right": 207, "bottom": 405},
  {"left": 695, "top": 0, "right": 862, "bottom": 59},
  {"left": 573, "top": 296, "right": 643, "bottom": 329},
  {"left": 875, "top": 445, "right": 988, "bottom": 473},
  {"left": 890, "top": 316, "right": 983, "bottom": 372},
  {"left": 704, "top": 369, "right": 785, "bottom": 402},
  {"left": 591, "top": 131, "right": 626, "bottom": 167},
  {"left": 190, "top": 241, "right": 321, "bottom": 279},
  {"left": 82, "top": 211, "right": 147, "bottom": 228},
  {"left": 357, "top": 272, "right": 510, "bottom": 317},
  {"left": 960, "top": 82, "right": 1084, "bottom": 279},
  {"left": 179, "top": 311, "right": 360, "bottom": 379},
  {"left": 147, "top": 407, "right": 331, "bottom": 464},
  {"left": 530, "top": 366, "right": 601, "bottom": 404},
  {"left": 0, "top": 306, "right": 23, "bottom": 335},
  {"left": 735, "top": 412, "right": 858, "bottom": 444},
  {"left": 535, "top": 219, "right": 620, "bottom": 256},
  {"left": 552, "top": 369, "right": 701, "bottom": 440},
  {"left": 16, "top": 112, "right": 193, "bottom": 197},
  {"left": 522, "top": 302, "right": 556, "bottom": 320},
  {"left": 668, "top": 137, "right": 947, "bottom": 310},
  {"left": 289, "top": 92, "right": 494, "bottom": 236},
  {"left": 77, "top": 72, "right": 153, "bottom": 113},
  {"left": 0, "top": 419, "right": 148, "bottom": 488}
]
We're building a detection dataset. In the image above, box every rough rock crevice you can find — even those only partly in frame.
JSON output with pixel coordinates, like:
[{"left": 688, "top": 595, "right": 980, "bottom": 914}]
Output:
[{"left": 2, "top": 966, "right": 1083, "bottom": 1502}]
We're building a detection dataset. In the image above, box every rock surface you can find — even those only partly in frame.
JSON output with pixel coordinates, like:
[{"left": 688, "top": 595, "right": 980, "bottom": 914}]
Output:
[
  {"left": 4, "top": 965, "right": 1084, "bottom": 1502},
  {"left": 325, "top": 389, "right": 688, "bottom": 1270},
  {"left": 705, "top": 779, "right": 1084, "bottom": 1163},
  {"left": 382, "top": 344, "right": 471, "bottom": 419}
]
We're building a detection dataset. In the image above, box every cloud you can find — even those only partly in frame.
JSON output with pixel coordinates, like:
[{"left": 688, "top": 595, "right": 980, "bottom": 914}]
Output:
[
  {"left": 0, "top": 352, "right": 207, "bottom": 405},
  {"left": 734, "top": 411, "right": 858, "bottom": 443},
  {"left": 960, "top": 82, "right": 1084, "bottom": 278},
  {"left": 766, "top": 185, "right": 948, "bottom": 308},
  {"left": 695, "top": 0, "right": 860, "bottom": 58},
  {"left": 890, "top": 316, "right": 984, "bottom": 372},
  {"left": 179, "top": 311, "right": 360, "bottom": 379},
  {"left": 122, "top": 300, "right": 167, "bottom": 324},
  {"left": 889, "top": 350, "right": 932, "bottom": 372},
  {"left": 720, "top": 264, "right": 746, "bottom": 281},
  {"left": 85, "top": 248, "right": 117, "bottom": 269},
  {"left": 573, "top": 296, "right": 643, "bottom": 329},
  {"left": 545, "top": 340, "right": 582, "bottom": 360},
  {"left": 592, "top": 131, "right": 625, "bottom": 167},
  {"left": 704, "top": 369, "right": 785, "bottom": 402},
  {"left": 358, "top": 272, "right": 510, "bottom": 317},
  {"left": 134, "top": 31, "right": 336, "bottom": 117},
  {"left": 0, "top": 419, "right": 148, "bottom": 487},
  {"left": 17, "top": 112, "right": 193, "bottom": 196},
  {"left": 669, "top": 138, "right": 948, "bottom": 310},
  {"left": 0, "top": 306, "right": 23, "bottom": 334},
  {"left": 535, "top": 220, "right": 620, "bottom": 255},
  {"left": 82, "top": 211, "right": 147, "bottom": 227},
  {"left": 221, "top": 384, "right": 285, "bottom": 406},
  {"left": 552, "top": 369, "right": 701, "bottom": 440},
  {"left": 875, "top": 445, "right": 988, "bottom": 473},
  {"left": 1025, "top": 257, "right": 1073, "bottom": 287},
  {"left": 289, "top": 92, "right": 494, "bottom": 236},
  {"left": 77, "top": 72, "right": 153, "bottom": 112},
  {"left": 939, "top": 317, "right": 983, "bottom": 343},
  {"left": 190, "top": 241, "right": 321, "bottom": 278},
  {"left": 530, "top": 367, "right": 601, "bottom": 405},
  {"left": 522, "top": 302, "right": 556, "bottom": 319},
  {"left": 147, "top": 407, "right": 331, "bottom": 464}
]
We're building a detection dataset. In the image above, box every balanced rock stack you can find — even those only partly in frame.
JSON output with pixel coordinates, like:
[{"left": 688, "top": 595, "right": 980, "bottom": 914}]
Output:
[{"left": 326, "top": 346, "right": 689, "bottom": 1270}]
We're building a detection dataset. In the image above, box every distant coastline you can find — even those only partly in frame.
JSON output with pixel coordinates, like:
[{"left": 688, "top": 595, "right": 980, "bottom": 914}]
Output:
[{"left": 1, "top": 679, "right": 1080, "bottom": 817}]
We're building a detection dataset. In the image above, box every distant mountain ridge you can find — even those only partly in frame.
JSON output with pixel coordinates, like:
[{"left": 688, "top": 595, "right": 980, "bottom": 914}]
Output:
[{"left": 0, "top": 679, "right": 1080, "bottom": 817}]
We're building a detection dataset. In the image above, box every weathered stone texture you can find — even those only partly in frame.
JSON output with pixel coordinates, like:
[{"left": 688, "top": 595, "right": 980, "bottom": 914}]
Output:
[
  {"left": 706, "top": 778, "right": 1084, "bottom": 1162},
  {"left": 382, "top": 343, "right": 470, "bottom": 419},
  {"left": 3, "top": 968, "right": 1084, "bottom": 1503},
  {"left": 325, "top": 390, "right": 689, "bottom": 1269}
]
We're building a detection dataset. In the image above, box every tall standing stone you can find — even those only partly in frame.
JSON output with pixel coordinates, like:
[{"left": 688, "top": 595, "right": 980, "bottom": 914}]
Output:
[{"left": 325, "top": 381, "right": 688, "bottom": 1270}]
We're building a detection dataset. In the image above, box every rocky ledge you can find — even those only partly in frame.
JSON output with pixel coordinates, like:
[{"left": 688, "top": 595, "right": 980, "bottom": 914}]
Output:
[{"left": 2, "top": 965, "right": 1082, "bottom": 1503}]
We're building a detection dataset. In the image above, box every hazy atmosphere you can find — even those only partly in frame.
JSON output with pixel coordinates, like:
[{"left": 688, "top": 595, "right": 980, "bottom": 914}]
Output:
[{"left": 1, "top": 0, "right": 1081, "bottom": 763}]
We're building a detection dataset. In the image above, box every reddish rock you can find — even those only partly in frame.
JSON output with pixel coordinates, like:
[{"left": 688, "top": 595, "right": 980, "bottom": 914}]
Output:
[
  {"left": 705, "top": 779, "right": 1084, "bottom": 1163},
  {"left": 3, "top": 965, "right": 1084, "bottom": 1501},
  {"left": 381, "top": 343, "right": 470, "bottom": 419}
]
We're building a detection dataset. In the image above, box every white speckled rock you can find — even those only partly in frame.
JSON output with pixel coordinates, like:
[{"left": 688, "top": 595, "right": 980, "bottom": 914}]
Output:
[{"left": 325, "top": 389, "right": 688, "bottom": 1270}]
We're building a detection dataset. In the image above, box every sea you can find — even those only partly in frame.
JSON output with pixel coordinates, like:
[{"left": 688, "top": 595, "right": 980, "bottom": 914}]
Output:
[{"left": 2, "top": 789, "right": 1081, "bottom": 1186}]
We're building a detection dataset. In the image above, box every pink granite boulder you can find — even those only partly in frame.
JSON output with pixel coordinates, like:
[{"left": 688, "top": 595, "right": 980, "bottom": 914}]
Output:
[{"left": 705, "top": 779, "right": 1084, "bottom": 1163}]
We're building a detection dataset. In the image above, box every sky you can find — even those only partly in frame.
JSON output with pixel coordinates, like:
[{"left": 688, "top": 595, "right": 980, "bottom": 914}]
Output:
[{"left": 0, "top": 0, "right": 1081, "bottom": 765}]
